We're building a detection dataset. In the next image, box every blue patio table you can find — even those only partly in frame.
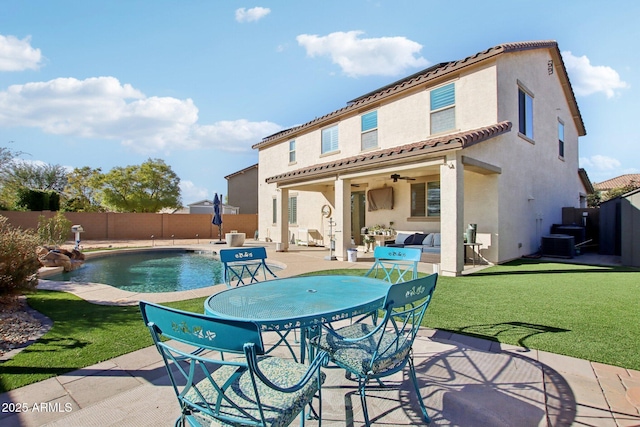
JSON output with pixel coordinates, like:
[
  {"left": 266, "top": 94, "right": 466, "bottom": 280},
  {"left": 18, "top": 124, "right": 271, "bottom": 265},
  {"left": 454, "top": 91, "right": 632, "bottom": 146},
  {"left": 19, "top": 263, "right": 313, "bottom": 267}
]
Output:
[{"left": 204, "top": 275, "right": 391, "bottom": 361}]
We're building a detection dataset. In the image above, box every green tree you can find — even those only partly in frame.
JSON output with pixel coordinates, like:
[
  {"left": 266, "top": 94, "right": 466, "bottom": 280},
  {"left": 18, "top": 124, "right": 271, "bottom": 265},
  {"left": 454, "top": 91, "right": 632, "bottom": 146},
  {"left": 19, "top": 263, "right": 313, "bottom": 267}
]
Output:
[
  {"left": 0, "top": 160, "right": 68, "bottom": 210},
  {"left": 96, "top": 158, "right": 181, "bottom": 212},
  {"left": 63, "top": 166, "right": 104, "bottom": 212}
]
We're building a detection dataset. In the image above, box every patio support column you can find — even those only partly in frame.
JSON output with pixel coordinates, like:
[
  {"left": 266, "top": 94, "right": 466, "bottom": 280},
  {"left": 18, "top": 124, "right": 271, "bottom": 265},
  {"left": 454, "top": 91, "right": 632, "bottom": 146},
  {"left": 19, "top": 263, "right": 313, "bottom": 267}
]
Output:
[
  {"left": 277, "top": 188, "right": 289, "bottom": 251},
  {"left": 440, "top": 153, "right": 464, "bottom": 276},
  {"left": 334, "top": 177, "right": 351, "bottom": 261}
]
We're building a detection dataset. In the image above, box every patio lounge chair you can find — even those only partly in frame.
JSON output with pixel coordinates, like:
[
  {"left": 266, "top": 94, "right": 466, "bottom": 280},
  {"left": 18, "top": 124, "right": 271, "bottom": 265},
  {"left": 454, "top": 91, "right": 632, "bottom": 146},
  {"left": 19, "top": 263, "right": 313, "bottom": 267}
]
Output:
[
  {"left": 311, "top": 273, "right": 438, "bottom": 426},
  {"left": 140, "top": 301, "right": 327, "bottom": 427}
]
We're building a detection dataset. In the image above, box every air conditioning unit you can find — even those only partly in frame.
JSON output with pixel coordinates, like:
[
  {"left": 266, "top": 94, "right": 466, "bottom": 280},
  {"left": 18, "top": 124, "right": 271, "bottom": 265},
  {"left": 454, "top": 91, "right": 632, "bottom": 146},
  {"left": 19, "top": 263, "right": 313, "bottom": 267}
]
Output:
[{"left": 541, "top": 235, "right": 575, "bottom": 258}]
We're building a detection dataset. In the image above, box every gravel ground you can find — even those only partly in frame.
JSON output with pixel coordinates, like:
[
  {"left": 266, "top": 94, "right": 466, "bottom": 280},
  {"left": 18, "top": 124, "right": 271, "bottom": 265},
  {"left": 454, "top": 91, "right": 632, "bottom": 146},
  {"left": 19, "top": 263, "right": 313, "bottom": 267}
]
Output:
[{"left": 0, "top": 296, "right": 45, "bottom": 357}]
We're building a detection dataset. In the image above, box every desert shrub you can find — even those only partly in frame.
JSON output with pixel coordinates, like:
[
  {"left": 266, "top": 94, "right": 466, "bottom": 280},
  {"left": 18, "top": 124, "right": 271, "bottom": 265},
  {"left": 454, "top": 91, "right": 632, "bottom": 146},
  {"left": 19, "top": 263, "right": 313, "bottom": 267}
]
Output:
[
  {"left": 37, "top": 212, "right": 72, "bottom": 246},
  {"left": 0, "top": 216, "right": 41, "bottom": 295}
]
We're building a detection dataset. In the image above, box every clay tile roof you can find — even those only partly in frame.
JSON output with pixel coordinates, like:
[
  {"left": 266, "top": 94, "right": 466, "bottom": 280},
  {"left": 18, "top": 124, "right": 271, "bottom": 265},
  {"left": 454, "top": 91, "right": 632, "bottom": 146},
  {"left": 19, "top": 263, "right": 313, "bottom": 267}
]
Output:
[
  {"left": 253, "top": 40, "right": 584, "bottom": 151},
  {"left": 265, "top": 121, "right": 511, "bottom": 184},
  {"left": 594, "top": 174, "right": 640, "bottom": 191},
  {"left": 578, "top": 168, "right": 594, "bottom": 194}
]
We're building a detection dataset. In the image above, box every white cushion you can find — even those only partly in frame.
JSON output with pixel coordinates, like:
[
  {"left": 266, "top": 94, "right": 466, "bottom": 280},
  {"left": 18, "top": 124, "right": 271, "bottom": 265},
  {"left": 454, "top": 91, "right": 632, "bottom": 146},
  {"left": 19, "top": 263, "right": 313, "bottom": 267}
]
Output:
[
  {"left": 422, "top": 233, "right": 435, "bottom": 247},
  {"left": 432, "top": 233, "right": 441, "bottom": 247}
]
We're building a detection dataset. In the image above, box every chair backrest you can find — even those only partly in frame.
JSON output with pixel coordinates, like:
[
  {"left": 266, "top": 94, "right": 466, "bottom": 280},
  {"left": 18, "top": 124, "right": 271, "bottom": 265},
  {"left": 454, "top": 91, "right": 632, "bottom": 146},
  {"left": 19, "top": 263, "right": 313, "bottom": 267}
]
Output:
[
  {"left": 140, "top": 301, "right": 325, "bottom": 427},
  {"left": 373, "top": 273, "right": 438, "bottom": 373},
  {"left": 365, "top": 246, "right": 421, "bottom": 283},
  {"left": 219, "top": 247, "right": 277, "bottom": 287}
]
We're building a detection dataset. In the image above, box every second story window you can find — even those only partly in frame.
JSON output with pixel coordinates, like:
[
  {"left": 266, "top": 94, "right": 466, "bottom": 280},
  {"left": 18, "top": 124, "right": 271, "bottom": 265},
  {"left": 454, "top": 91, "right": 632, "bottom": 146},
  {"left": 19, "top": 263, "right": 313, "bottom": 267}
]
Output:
[
  {"left": 518, "top": 86, "right": 534, "bottom": 140},
  {"left": 361, "top": 111, "right": 378, "bottom": 150},
  {"left": 321, "top": 125, "right": 339, "bottom": 154},
  {"left": 289, "top": 140, "right": 296, "bottom": 163},
  {"left": 430, "top": 83, "right": 455, "bottom": 134},
  {"left": 558, "top": 120, "right": 565, "bottom": 158}
]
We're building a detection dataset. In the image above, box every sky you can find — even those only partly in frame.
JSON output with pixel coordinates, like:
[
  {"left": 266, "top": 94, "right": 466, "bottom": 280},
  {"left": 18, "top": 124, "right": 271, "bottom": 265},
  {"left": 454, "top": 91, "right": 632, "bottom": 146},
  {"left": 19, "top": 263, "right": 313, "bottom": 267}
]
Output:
[{"left": 0, "top": 1, "right": 637, "bottom": 206}]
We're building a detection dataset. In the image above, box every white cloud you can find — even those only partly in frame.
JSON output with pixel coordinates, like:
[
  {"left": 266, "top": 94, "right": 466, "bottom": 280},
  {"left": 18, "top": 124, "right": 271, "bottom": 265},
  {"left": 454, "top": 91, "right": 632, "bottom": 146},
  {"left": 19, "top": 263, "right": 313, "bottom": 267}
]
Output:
[
  {"left": 297, "top": 31, "right": 429, "bottom": 77},
  {"left": 180, "top": 180, "right": 210, "bottom": 204},
  {"left": 562, "top": 51, "right": 629, "bottom": 98},
  {"left": 0, "top": 76, "right": 281, "bottom": 153},
  {"left": 190, "top": 119, "right": 282, "bottom": 152},
  {"left": 235, "top": 7, "right": 271, "bottom": 23},
  {"left": 580, "top": 154, "right": 621, "bottom": 171},
  {"left": 0, "top": 34, "right": 43, "bottom": 71}
]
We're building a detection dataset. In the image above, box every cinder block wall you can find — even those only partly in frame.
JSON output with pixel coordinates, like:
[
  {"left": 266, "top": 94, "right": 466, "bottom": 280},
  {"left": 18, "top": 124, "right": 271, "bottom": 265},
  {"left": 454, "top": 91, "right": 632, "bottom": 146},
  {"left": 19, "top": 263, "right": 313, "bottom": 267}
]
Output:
[{"left": 0, "top": 211, "right": 258, "bottom": 241}]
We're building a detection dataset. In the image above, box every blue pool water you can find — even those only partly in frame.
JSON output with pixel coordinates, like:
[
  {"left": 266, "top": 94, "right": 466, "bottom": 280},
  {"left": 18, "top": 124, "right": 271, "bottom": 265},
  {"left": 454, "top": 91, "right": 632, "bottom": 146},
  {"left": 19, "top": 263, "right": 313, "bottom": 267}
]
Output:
[{"left": 46, "top": 250, "right": 224, "bottom": 293}]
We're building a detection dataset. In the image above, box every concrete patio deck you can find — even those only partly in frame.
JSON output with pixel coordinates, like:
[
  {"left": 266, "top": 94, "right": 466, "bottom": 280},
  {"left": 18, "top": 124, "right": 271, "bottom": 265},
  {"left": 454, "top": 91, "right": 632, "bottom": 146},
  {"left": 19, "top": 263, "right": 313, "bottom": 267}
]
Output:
[{"left": 1, "top": 241, "right": 639, "bottom": 426}]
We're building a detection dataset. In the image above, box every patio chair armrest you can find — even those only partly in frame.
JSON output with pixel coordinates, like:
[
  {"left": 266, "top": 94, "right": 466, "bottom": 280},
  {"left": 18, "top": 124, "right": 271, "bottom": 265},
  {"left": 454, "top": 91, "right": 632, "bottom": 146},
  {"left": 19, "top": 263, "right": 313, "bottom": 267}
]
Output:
[{"left": 244, "top": 343, "right": 328, "bottom": 393}]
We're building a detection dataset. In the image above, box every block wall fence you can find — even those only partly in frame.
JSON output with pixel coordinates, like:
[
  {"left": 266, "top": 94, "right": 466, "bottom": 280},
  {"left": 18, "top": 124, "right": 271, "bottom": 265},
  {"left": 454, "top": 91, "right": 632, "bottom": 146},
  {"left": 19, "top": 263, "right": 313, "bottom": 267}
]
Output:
[{"left": 0, "top": 211, "right": 258, "bottom": 241}]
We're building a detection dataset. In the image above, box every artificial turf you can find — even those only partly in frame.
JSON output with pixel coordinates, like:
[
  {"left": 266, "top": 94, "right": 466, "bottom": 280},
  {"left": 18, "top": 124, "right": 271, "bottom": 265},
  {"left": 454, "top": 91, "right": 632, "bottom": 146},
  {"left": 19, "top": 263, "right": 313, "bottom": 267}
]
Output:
[{"left": 1, "top": 259, "right": 638, "bottom": 393}]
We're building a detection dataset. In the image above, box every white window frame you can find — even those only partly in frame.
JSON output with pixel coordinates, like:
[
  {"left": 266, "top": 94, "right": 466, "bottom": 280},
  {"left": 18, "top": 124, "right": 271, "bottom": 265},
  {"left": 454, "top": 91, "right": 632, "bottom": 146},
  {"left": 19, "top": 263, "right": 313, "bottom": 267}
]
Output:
[
  {"left": 288, "top": 196, "right": 297, "bottom": 225},
  {"left": 288, "top": 139, "right": 296, "bottom": 163},
  {"left": 518, "top": 83, "right": 534, "bottom": 141},
  {"left": 430, "top": 83, "right": 456, "bottom": 134},
  {"left": 410, "top": 181, "right": 441, "bottom": 218},
  {"left": 361, "top": 110, "right": 378, "bottom": 150},
  {"left": 321, "top": 124, "right": 339, "bottom": 154}
]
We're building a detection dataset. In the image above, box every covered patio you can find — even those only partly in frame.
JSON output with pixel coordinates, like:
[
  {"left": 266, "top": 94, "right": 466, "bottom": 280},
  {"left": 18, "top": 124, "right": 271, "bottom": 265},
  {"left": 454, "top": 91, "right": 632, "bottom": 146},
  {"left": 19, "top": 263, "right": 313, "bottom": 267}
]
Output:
[{"left": 266, "top": 123, "right": 509, "bottom": 276}]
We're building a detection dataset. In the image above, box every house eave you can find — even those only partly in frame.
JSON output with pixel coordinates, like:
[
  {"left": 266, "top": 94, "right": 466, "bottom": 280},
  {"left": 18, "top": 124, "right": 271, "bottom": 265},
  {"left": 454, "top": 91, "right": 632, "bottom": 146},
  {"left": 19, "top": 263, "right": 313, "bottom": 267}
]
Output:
[{"left": 266, "top": 121, "right": 512, "bottom": 185}]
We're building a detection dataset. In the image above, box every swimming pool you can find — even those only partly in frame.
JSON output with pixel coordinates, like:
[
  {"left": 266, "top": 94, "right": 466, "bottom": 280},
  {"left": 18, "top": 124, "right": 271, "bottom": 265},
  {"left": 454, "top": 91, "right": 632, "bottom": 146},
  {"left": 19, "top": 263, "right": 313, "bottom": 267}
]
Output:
[{"left": 45, "top": 250, "right": 225, "bottom": 293}]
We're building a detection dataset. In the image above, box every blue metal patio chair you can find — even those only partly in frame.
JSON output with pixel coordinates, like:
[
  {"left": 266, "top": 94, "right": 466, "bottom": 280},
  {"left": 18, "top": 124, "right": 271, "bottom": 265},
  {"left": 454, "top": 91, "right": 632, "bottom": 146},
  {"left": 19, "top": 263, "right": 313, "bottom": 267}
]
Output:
[
  {"left": 140, "top": 301, "right": 327, "bottom": 427},
  {"left": 220, "top": 247, "right": 278, "bottom": 288},
  {"left": 311, "top": 273, "right": 438, "bottom": 426},
  {"left": 365, "top": 246, "right": 421, "bottom": 284}
]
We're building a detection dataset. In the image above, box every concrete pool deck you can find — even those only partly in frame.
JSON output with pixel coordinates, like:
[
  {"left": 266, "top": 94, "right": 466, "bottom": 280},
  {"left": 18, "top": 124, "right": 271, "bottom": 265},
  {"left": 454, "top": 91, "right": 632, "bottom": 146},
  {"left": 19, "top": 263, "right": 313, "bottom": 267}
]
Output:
[{"left": 1, "top": 240, "right": 639, "bottom": 426}]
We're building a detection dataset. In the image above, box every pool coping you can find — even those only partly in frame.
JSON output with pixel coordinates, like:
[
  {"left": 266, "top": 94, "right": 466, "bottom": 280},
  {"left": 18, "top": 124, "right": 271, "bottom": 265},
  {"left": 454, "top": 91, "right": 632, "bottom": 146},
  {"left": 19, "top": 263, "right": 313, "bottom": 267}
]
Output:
[{"left": 36, "top": 245, "right": 286, "bottom": 306}]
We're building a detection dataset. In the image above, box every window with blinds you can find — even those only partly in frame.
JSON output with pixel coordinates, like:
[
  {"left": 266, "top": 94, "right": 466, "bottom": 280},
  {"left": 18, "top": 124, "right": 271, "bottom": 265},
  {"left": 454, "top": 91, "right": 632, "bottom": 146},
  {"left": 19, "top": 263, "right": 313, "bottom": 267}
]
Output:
[
  {"left": 361, "top": 111, "right": 378, "bottom": 150},
  {"left": 411, "top": 183, "right": 426, "bottom": 217},
  {"left": 427, "top": 182, "right": 441, "bottom": 216},
  {"left": 430, "top": 83, "right": 455, "bottom": 134},
  {"left": 289, "top": 139, "right": 296, "bottom": 163},
  {"left": 288, "top": 196, "right": 297, "bottom": 224},
  {"left": 321, "top": 125, "right": 339, "bottom": 154},
  {"left": 272, "top": 198, "right": 277, "bottom": 224},
  {"left": 411, "top": 181, "right": 441, "bottom": 217}
]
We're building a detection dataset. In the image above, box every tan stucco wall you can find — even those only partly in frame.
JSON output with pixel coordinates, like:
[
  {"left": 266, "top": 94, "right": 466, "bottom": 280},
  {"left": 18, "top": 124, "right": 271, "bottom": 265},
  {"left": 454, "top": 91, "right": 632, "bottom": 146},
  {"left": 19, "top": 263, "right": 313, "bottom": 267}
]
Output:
[{"left": 227, "top": 167, "right": 258, "bottom": 214}]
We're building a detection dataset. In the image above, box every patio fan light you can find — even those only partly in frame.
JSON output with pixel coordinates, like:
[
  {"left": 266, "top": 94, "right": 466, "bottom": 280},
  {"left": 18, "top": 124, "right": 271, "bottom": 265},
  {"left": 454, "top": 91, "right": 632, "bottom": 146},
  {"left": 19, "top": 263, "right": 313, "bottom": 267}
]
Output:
[{"left": 390, "top": 174, "right": 415, "bottom": 182}]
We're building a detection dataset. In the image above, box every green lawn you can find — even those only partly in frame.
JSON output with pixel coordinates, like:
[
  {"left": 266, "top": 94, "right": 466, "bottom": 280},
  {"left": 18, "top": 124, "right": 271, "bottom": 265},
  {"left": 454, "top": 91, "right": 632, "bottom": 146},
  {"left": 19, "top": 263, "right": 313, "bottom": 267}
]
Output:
[{"left": 1, "top": 259, "right": 638, "bottom": 393}]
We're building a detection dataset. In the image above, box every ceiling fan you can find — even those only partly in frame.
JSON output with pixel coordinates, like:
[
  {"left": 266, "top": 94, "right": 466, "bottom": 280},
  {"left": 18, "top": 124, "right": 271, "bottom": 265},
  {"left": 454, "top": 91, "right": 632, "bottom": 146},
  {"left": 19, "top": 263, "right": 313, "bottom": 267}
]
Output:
[{"left": 390, "top": 174, "right": 416, "bottom": 183}]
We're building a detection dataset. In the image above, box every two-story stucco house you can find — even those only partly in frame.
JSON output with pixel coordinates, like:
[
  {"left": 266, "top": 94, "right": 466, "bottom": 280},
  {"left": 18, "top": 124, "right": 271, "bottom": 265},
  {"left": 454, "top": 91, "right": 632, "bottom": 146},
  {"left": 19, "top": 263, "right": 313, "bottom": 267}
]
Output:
[{"left": 252, "top": 40, "right": 586, "bottom": 276}]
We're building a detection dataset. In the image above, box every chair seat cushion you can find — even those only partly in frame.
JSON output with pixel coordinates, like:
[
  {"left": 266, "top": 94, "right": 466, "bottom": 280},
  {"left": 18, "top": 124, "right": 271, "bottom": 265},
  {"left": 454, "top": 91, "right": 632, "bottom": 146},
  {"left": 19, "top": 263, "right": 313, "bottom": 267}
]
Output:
[
  {"left": 184, "top": 356, "right": 325, "bottom": 427},
  {"left": 312, "top": 323, "right": 411, "bottom": 377}
]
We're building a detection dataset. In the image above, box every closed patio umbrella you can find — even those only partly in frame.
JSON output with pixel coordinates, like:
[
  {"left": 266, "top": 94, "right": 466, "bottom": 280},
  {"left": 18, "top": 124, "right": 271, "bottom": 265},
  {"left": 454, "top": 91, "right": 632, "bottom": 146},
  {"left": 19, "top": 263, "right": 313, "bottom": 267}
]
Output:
[{"left": 212, "top": 193, "right": 223, "bottom": 242}]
